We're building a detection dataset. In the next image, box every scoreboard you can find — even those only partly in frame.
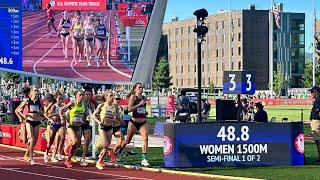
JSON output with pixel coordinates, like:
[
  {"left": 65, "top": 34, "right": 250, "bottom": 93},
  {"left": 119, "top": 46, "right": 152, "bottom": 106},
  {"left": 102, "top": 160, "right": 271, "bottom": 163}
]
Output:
[
  {"left": 223, "top": 71, "right": 256, "bottom": 95},
  {"left": 0, "top": 0, "right": 22, "bottom": 70},
  {"left": 164, "top": 122, "right": 304, "bottom": 167}
]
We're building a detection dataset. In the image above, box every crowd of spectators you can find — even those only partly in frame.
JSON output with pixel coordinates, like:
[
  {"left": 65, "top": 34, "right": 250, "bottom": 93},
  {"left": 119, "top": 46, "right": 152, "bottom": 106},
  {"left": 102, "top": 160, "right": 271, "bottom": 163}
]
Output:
[{"left": 23, "top": 0, "right": 42, "bottom": 11}]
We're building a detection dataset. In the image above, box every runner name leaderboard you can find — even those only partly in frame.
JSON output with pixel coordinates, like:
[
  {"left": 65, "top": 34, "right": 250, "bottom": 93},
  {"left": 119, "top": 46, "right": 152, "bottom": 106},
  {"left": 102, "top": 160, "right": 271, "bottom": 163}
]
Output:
[{"left": 0, "top": 0, "right": 22, "bottom": 71}]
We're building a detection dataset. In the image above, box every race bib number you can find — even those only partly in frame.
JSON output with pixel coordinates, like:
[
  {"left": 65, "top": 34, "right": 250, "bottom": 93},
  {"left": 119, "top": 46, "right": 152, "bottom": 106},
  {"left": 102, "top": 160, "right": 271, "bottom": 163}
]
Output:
[
  {"left": 74, "top": 116, "right": 83, "bottom": 123},
  {"left": 137, "top": 107, "right": 146, "bottom": 114},
  {"left": 29, "top": 105, "right": 40, "bottom": 112},
  {"left": 106, "top": 110, "right": 114, "bottom": 119},
  {"left": 97, "top": 30, "right": 105, "bottom": 35},
  {"left": 74, "top": 30, "right": 81, "bottom": 36},
  {"left": 64, "top": 22, "right": 72, "bottom": 28}
]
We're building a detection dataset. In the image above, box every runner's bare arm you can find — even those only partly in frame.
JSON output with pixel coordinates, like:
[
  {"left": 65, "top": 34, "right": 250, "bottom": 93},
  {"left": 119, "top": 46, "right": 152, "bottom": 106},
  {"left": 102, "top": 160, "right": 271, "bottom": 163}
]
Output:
[
  {"left": 128, "top": 95, "right": 144, "bottom": 112},
  {"left": 59, "top": 101, "right": 74, "bottom": 124},
  {"left": 15, "top": 102, "right": 25, "bottom": 122},
  {"left": 16, "top": 99, "right": 28, "bottom": 120},
  {"left": 92, "top": 103, "right": 103, "bottom": 124},
  {"left": 57, "top": 19, "right": 63, "bottom": 30}
]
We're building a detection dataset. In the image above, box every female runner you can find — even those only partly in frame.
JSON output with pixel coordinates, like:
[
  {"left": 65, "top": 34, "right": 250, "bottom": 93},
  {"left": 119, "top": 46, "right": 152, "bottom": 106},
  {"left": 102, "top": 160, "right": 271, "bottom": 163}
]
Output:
[
  {"left": 58, "top": 10, "right": 72, "bottom": 59},
  {"left": 60, "top": 91, "right": 88, "bottom": 168},
  {"left": 94, "top": 14, "right": 110, "bottom": 67},
  {"left": 46, "top": 3, "right": 58, "bottom": 37},
  {"left": 17, "top": 85, "right": 44, "bottom": 165},
  {"left": 71, "top": 15, "right": 84, "bottom": 64},
  {"left": 92, "top": 92, "right": 120, "bottom": 170},
  {"left": 117, "top": 83, "right": 150, "bottom": 167}
]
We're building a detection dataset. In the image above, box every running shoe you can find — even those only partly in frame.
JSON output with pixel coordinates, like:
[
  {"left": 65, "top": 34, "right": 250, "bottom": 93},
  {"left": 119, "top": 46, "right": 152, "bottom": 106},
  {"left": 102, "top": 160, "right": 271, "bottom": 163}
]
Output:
[
  {"left": 141, "top": 159, "right": 150, "bottom": 167},
  {"left": 57, "top": 154, "right": 63, "bottom": 161},
  {"left": 64, "top": 160, "right": 73, "bottom": 168},
  {"left": 44, "top": 154, "right": 49, "bottom": 163},
  {"left": 80, "top": 159, "right": 88, "bottom": 166},
  {"left": 30, "top": 159, "right": 35, "bottom": 166},
  {"left": 23, "top": 155, "right": 30, "bottom": 162},
  {"left": 51, "top": 157, "right": 58, "bottom": 163},
  {"left": 95, "top": 162, "right": 104, "bottom": 170},
  {"left": 99, "top": 160, "right": 106, "bottom": 167},
  {"left": 71, "top": 157, "right": 79, "bottom": 162}
]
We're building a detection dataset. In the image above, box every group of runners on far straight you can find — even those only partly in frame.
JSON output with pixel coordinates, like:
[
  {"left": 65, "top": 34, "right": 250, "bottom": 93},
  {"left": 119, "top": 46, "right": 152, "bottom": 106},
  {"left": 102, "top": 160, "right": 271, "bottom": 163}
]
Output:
[
  {"left": 46, "top": 3, "right": 111, "bottom": 68},
  {"left": 15, "top": 83, "right": 150, "bottom": 169}
]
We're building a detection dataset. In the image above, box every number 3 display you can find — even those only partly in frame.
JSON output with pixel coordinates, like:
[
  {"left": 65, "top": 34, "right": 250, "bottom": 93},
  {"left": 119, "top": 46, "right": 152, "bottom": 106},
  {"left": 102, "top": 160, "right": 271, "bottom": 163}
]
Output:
[{"left": 223, "top": 71, "right": 256, "bottom": 94}]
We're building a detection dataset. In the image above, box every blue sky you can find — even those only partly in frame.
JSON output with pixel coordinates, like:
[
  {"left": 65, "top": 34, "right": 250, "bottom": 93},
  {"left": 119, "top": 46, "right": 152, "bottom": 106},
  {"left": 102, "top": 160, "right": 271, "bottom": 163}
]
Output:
[{"left": 164, "top": 0, "right": 315, "bottom": 52}]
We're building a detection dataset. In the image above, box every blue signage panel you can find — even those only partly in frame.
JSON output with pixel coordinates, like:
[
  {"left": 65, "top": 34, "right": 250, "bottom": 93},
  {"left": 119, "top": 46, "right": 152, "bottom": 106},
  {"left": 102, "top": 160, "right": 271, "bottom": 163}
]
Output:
[
  {"left": 223, "top": 71, "right": 256, "bottom": 95},
  {"left": 163, "top": 122, "right": 304, "bottom": 167},
  {"left": 0, "top": 0, "right": 22, "bottom": 70}
]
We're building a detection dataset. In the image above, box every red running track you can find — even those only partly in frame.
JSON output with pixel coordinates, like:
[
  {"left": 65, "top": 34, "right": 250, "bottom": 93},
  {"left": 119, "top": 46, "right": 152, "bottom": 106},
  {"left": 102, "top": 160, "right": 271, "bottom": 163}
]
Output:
[
  {"left": 23, "top": 10, "right": 132, "bottom": 83},
  {"left": 0, "top": 146, "right": 217, "bottom": 180}
]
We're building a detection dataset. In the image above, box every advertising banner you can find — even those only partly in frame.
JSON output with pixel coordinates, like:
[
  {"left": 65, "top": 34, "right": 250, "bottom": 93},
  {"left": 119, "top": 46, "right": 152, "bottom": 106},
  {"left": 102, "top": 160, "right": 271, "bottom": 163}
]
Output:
[
  {"left": 121, "top": 15, "right": 148, "bottom": 26},
  {"left": 42, "top": 0, "right": 107, "bottom": 10},
  {"left": 166, "top": 96, "right": 175, "bottom": 116},
  {"left": 14, "top": 125, "right": 46, "bottom": 151},
  {"left": 0, "top": 125, "right": 16, "bottom": 146},
  {"left": 163, "top": 122, "right": 304, "bottom": 167}
]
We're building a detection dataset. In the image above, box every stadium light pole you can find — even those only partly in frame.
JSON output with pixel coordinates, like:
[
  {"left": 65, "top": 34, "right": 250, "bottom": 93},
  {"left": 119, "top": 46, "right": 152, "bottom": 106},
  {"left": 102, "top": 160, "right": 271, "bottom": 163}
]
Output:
[
  {"left": 313, "top": 0, "right": 316, "bottom": 86},
  {"left": 193, "top": 8, "right": 208, "bottom": 123}
]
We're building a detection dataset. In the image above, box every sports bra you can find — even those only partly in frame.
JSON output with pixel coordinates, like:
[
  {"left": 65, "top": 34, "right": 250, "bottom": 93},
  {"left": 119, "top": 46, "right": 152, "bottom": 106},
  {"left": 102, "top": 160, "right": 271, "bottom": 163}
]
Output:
[
  {"left": 28, "top": 98, "right": 41, "bottom": 113},
  {"left": 62, "top": 19, "right": 72, "bottom": 28},
  {"left": 73, "top": 24, "right": 83, "bottom": 37},
  {"left": 100, "top": 104, "right": 116, "bottom": 121},
  {"left": 96, "top": 24, "right": 107, "bottom": 37},
  {"left": 69, "top": 101, "right": 85, "bottom": 124}
]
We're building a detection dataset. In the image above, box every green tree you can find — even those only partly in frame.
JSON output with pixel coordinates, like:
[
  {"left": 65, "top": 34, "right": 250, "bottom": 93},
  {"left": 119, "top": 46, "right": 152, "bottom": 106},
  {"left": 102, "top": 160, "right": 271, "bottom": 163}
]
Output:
[
  {"left": 301, "top": 60, "right": 320, "bottom": 87},
  {"left": 273, "top": 64, "right": 289, "bottom": 95},
  {"left": 2, "top": 72, "right": 21, "bottom": 84},
  {"left": 152, "top": 57, "right": 173, "bottom": 89},
  {"left": 208, "top": 81, "right": 215, "bottom": 93}
]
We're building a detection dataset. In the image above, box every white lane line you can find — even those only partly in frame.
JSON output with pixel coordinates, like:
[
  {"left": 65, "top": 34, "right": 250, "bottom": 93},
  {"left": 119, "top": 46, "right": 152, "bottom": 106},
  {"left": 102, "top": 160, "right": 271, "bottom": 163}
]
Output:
[
  {"left": 23, "top": 12, "right": 63, "bottom": 37},
  {"left": 23, "top": 16, "right": 48, "bottom": 29},
  {"left": 70, "top": 59, "right": 92, "bottom": 80},
  {"left": 23, "top": 33, "right": 48, "bottom": 50},
  {"left": 33, "top": 41, "right": 62, "bottom": 74},
  {"left": 0, "top": 154, "right": 153, "bottom": 180},
  {"left": 106, "top": 11, "right": 132, "bottom": 78},
  {"left": 23, "top": 24, "right": 47, "bottom": 37},
  {"left": 0, "top": 167, "right": 76, "bottom": 180}
]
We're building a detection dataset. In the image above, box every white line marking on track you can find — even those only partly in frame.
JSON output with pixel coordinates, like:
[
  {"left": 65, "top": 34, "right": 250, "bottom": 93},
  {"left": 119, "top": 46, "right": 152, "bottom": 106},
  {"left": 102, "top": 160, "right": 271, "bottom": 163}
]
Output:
[
  {"left": 23, "top": 17, "right": 48, "bottom": 29},
  {"left": 70, "top": 60, "right": 91, "bottom": 80},
  {"left": 23, "top": 12, "right": 63, "bottom": 37},
  {"left": 106, "top": 11, "right": 131, "bottom": 78},
  {"left": 33, "top": 41, "right": 62, "bottom": 74},
  {"left": 0, "top": 154, "right": 153, "bottom": 180},
  {"left": 0, "top": 167, "right": 76, "bottom": 180},
  {"left": 23, "top": 33, "right": 48, "bottom": 50},
  {"left": 23, "top": 24, "right": 47, "bottom": 37}
]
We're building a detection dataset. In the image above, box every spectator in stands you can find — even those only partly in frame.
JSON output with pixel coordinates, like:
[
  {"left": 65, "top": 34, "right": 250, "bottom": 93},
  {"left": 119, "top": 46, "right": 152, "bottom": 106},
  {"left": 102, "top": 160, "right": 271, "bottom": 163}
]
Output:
[
  {"left": 308, "top": 85, "right": 320, "bottom": 164},
  {"left": 0, "top": 102, "right": 7, "bottom": 122},
  {"left": 253, "top": 102, "right": 268, "bottom": 123}
]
